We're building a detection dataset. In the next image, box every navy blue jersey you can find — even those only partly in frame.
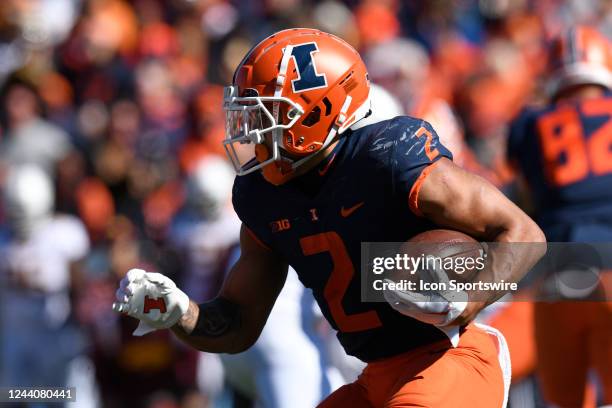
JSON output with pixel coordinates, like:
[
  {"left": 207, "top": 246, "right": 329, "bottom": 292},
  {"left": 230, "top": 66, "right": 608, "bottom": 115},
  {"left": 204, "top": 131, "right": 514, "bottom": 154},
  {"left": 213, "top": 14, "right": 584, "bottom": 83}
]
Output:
[
  {"left": 508, "top": 92, "right": 612, "bottom": 241},
  {"left": 232, "top": 116, "right": 453, "bottom": 362}
]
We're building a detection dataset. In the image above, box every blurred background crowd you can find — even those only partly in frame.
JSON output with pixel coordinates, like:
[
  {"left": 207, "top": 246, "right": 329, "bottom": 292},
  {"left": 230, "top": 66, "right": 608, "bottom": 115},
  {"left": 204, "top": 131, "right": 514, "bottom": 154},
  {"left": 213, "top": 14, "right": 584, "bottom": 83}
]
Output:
[{"left": 0, "top": 0, "right": 609, "bottom": 407}]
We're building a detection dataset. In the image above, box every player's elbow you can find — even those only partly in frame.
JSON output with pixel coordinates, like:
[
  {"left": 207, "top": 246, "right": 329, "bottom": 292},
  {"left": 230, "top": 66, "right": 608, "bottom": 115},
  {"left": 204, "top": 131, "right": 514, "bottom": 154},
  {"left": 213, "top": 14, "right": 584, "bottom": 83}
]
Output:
[
  {"left": 511, "top": 214, "right": 547, "bottom": 257},
  {"left": 531, "top": 224, "right": 547, "bottom": 245},
  {"left": 520, "top": 216, "right": 546, "bottom": 244},
  {"left": 489, "top": 210, "right": 546, "bottom": 244},
  {"left": 493, "top": 208, "right": 547, "bottom": 250},
  {"left": 226, "top": 342, "right": 253, "bottom": 354},
  {"left": 184, "top": 332, "right": 257, "bottom": 354},
  {"left": 225, "top": 331, "right": 259, "bottom": 354},
  {"left": 529, "top": 221, "right": 547, "bottom": 258}
]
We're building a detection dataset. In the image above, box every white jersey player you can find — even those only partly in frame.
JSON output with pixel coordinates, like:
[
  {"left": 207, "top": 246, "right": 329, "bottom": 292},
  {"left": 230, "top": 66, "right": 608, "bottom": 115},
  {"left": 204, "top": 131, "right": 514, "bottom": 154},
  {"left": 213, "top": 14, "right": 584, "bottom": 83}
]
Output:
[{"left": 0, "top": 165, "right": 89, "bottom": 387}]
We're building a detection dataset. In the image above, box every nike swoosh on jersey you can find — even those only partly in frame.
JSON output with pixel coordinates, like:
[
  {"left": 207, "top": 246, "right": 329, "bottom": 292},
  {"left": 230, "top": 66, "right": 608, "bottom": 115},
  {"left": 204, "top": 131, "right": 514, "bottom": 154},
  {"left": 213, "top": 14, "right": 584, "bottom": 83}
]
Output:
[{"left": 340, "top": 201, "right": 365, "bottom": 217}]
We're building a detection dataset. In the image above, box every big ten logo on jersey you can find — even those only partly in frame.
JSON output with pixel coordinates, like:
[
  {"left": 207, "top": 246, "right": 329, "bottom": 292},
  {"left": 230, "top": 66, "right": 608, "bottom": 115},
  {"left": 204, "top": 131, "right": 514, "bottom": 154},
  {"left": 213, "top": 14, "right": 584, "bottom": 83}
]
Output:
[
  {"left": 270, "top": 218, "right": 291, "bottom": 232},
  {"left": 538, "top": 98, "right": 612, "bottom": 186}
]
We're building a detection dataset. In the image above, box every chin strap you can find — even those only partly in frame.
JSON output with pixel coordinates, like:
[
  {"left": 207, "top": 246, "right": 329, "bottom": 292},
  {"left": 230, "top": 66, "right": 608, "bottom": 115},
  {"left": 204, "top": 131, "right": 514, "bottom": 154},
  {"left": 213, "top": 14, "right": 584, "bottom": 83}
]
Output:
[{"left": 272, "top": 45, "right": 294, "bottom": 155}]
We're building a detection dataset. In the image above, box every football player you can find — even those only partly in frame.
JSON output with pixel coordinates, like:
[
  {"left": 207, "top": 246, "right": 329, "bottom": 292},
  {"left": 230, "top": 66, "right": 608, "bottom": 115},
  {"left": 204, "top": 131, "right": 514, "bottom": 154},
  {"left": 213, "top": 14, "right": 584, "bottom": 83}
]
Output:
[
  {"left": 0, "top": 165, "right": 90, "bottom": 388},
  {"left": 507, "top": 26, "right": 612, "bottom": 408},
  {"left": 114, "top": 29, "right": 545, "bottom": 407},
  {"left": 216, "top": 84, "right": 405, "bottom": 408}
]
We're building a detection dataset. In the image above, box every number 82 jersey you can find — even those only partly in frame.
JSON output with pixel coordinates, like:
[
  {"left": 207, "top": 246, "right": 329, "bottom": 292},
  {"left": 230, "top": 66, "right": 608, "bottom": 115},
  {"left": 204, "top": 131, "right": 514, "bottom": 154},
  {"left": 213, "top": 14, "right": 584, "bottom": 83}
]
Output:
[{"left": 507, "top": 91, "right": 612, "bottom": 238}]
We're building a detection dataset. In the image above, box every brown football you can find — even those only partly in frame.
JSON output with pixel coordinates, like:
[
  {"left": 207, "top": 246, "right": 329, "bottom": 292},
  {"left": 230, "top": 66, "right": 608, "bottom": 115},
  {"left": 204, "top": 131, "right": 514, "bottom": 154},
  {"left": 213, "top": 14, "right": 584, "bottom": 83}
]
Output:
[{"left": 399, "top": 229, "right": 485, "bottom": 282}]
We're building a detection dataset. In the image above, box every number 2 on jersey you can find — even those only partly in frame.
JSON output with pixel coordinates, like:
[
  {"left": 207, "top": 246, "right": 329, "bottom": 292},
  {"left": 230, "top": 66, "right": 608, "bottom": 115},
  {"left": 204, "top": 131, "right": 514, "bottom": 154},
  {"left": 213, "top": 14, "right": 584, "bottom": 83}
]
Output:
[
  {"left": 537, "top": 99, "right": 612, "bottom": 186},
  {"left": 300, "top": 232, "right": 382, "bottom": 332}
]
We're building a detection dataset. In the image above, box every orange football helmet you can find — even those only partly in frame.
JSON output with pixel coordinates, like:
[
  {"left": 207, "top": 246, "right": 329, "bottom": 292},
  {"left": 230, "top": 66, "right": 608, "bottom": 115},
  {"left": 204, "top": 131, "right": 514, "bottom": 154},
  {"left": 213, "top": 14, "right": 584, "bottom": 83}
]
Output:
[
  {"left": 223, "top": 28, "right": 371, "bottom": 185},
  {"left": 547, "top": 26, "right": 611, "bottom": 97}
]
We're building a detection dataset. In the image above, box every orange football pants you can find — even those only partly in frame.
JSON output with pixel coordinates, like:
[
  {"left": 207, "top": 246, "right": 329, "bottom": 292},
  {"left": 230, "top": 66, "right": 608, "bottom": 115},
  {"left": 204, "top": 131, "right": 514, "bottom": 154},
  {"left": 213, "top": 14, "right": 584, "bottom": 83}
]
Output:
[
  {"left": 487, "top": 301, "right": 536, "bottom": 381},
  {"left": 534, "top": 301, "right": 612, "bottom": 408},
  {"left": 318, "top": 324, "right": 504, "bottom": 408}
]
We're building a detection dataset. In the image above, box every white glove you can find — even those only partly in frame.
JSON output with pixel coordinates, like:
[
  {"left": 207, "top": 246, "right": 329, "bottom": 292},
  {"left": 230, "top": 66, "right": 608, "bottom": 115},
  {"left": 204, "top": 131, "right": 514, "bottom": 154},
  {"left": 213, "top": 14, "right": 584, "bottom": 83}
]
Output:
[
  {"left": 383, "top": 267, "right": 468, "bottom": 346},
  {"left": 112, "top": 268, "right": 190, "bottom": 336}
]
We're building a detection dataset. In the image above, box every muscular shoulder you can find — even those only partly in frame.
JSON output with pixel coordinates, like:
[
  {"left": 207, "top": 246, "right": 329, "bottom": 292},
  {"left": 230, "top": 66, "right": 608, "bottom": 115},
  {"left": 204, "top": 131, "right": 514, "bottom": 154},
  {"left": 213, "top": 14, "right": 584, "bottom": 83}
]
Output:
[
  {"left": 348, "top": 116, "right": 452, "bottom": 206},
  {"left": 352, "top": 115, "right": 451, "bottom": 165}
]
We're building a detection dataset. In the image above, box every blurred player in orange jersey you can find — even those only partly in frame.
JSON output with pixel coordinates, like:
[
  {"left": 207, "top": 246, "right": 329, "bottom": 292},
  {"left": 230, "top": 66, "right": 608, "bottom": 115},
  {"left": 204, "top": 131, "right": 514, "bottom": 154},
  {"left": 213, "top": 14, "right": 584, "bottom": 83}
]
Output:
[{"left": 508, "top": 26, "right": 612, "bottom": 408}]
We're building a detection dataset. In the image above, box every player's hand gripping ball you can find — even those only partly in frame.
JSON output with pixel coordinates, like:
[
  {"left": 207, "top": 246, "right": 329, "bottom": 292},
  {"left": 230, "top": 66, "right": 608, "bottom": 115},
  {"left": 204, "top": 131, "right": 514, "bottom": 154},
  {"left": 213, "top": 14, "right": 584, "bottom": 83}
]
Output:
[
  {"left": 384, "top": 230, "right": 484, "bottom": 327},
  {"left": 112, "top": 268, "right": 190, "bottom": 336}
]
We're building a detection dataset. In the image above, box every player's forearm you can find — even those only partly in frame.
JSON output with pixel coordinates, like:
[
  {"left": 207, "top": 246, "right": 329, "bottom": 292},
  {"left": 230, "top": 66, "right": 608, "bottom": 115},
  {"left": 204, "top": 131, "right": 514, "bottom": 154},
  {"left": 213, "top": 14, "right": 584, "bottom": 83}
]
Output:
[
  {"left": 171, "top": 298, "right": 255, "bottom": 354},
  {"left": 444, "top": 155, "right": 546, "bottom": 302},
  {"left": 450, "top": 217, "right": 546, "bottom": 325},
  {"left": 478, "top": 216, "right": 546, "bottom": 304},
  {"left": 494, "top": 214, "right": 546, "bottom": 276},
  {"left": 171, "top": 229, "right": 287, "bottom": 354}
]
